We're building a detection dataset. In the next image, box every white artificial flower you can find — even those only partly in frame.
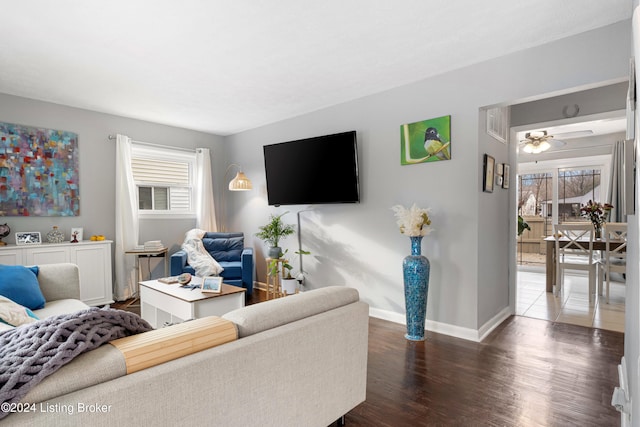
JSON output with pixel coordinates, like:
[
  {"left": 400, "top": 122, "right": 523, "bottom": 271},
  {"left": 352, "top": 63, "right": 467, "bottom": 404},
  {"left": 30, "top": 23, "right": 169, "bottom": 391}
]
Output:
[{"left": 391, "top": 203, "right": 433, "bottom": 237}]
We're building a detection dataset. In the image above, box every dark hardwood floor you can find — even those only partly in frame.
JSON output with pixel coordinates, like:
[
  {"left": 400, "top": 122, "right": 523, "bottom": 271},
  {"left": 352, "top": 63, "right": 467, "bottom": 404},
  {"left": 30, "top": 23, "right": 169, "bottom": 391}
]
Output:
[
  {"left": 348, "top": 316, "right": 623, "bottom": 427},
  {"left": 116, "top": 291, "right": 624, "bottom": 426}
]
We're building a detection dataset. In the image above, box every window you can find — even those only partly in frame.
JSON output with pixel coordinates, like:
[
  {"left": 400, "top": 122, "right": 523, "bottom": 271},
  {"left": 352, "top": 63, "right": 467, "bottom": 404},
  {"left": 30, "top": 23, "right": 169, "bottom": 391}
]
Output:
[
  {"left": 131, "top": 144, "right": 196, "bottom": 217},
  {"left": 518, "top": 172, "right": 552, "bottom": 218},
  {"left": 557, "top": 168, "right": 601, "bottom": 223}
]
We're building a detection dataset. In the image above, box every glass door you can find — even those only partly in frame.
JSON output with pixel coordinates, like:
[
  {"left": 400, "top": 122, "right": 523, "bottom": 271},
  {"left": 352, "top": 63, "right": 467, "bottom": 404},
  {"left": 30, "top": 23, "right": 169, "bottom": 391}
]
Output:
[
  {"left": 517, "top": 172, "right": 552, "bottom": 266},
  {"left": 516, "top": 167, "right": 603, "bottom": 266}
]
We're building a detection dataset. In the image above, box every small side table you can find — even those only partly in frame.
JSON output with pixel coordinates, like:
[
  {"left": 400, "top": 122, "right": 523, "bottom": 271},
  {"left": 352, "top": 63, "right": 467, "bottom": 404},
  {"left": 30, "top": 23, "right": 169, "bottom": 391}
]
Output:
[
  {"left": 126, "top": 247, "right": 169, "bottom": 283},
  {"left": 265, "top": 257, "right": 286, "bottom": 300}
]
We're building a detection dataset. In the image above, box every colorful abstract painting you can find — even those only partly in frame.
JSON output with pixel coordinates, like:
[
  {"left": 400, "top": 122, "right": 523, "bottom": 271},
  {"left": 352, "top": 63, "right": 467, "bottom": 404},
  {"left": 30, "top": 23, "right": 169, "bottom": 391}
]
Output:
[
  {"left": 0, "top": 122, "right": 79, "bottom": 216},
  {"left": 401, "top": 115, "right": 451, "bottom": 165}
]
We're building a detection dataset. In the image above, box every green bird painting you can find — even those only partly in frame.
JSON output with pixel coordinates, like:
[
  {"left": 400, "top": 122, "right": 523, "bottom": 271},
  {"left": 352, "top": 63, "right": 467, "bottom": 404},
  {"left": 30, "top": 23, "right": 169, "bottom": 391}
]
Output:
[{"left": 401, "top": 115, "right": 451, "bottom": 165}]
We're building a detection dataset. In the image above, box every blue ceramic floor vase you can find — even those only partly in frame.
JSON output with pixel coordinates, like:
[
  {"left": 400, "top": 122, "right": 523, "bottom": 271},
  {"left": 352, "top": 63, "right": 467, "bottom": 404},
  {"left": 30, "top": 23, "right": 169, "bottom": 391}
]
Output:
[{"left": 402, "top": 236, "right": 430, "bottom": 341}]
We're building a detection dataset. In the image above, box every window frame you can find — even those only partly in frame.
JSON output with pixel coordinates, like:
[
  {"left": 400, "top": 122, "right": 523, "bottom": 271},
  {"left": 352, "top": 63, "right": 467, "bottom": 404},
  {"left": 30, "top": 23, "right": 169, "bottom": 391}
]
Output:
[{"left": 131, "top": 144, "right": 197, "bottom": 219}]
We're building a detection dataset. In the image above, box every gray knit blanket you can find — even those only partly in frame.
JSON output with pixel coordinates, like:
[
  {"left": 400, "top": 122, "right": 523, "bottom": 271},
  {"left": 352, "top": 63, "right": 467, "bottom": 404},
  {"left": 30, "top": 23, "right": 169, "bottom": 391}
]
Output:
[{"left": 0, "top": 307, "right": 152, "bottom": 419}]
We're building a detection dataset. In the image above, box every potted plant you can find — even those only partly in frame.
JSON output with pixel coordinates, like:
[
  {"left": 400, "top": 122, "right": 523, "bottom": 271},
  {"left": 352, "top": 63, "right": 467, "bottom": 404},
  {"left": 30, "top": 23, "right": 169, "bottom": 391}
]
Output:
[
  {"left": 268, "top": 248, "right": 311, "bottom": 295},
  {"left": 255, "top": 212, "right": 295, "bottom": 258},
  {"left": 517, "top": 215, "right": 531, "bottom": 236},
  {"left": 517, "top": 215, "right": 531, "bottom": 265}
]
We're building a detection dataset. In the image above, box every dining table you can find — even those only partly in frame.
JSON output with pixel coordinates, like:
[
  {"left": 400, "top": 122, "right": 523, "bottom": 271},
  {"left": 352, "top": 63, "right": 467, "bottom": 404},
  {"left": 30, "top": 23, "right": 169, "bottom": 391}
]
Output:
[{"left": 543, "top": 235, "right": 627, "bottom": 293}]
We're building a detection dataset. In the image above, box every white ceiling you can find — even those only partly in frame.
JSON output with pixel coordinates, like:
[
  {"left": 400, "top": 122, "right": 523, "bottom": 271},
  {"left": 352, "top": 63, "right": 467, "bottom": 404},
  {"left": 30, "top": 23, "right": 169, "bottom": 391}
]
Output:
[{"left": 0, "top": 1, "right": 632, "bottom": 135}]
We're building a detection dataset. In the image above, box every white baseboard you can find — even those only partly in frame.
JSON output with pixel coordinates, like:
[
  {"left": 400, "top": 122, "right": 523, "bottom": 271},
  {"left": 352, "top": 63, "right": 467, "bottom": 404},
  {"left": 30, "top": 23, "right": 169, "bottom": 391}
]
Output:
[
  {"left": 254, "top": 285, "right": 512, "bottom": 342},
  {"left": 369, "top": 306, "right": 512, "bottom": 343},
  {"left": 477, "top": 307, "right": 512, "bottom": 341},
  {"left": 369, "top": 307, "right": 405, "bottom": 325}
]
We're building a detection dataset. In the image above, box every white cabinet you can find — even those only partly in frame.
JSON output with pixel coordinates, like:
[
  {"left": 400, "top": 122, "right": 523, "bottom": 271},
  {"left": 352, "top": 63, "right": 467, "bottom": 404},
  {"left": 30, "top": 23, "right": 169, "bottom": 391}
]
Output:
[
  {"left": 25, "top": 245, "right": 69, "bottom": 265},
  {"left": 0, "top": 240, "right": 114, "bottom": 306},
  {"left": 71, "top": 244, "right": 113, "bottom": 306},
  {"left": 0, "top": 248, "right": 23, "bottom": 265}
]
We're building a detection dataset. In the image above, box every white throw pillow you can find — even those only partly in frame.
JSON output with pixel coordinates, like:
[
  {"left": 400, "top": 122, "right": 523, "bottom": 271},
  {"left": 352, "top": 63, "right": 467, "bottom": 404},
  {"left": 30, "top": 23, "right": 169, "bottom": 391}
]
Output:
[{"left": 0, "top": 295, "right": 39, "bottom": 327}]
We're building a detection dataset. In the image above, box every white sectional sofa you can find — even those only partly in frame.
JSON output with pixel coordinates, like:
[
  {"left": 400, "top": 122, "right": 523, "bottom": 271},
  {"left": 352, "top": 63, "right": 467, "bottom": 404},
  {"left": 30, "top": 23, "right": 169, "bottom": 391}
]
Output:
[{"left": 2, "top": 263, "right": 369, "bottom": 427}]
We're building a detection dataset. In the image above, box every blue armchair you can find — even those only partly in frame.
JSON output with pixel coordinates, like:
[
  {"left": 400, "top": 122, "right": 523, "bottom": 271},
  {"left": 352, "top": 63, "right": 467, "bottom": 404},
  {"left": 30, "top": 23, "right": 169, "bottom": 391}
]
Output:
[{"left": 170, "top": 232, "right": 254, "bottom": 296}]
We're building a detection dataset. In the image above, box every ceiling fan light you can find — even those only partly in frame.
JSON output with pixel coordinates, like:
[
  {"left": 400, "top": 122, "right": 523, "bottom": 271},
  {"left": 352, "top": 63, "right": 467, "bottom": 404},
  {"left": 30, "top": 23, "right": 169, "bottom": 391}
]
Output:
[
  {"left": 528, "top": 130, "right": 546, "bottom": 139},
  {"left": 523, "top": 143, "right": 534, "bottom": 153},
  {"left": 539, "top": 140, "right": 551, "bottom": 152}
]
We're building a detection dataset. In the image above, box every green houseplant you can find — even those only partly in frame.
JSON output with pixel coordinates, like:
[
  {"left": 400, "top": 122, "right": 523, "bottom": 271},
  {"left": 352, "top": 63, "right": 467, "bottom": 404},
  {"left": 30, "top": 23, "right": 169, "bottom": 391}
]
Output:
[
  {"left": 255, "top": 212, "right": 295, "bottom": 258},
  {"left": 268, "top": 249, "right": 311, "bottom": 278},
  {"left": 517, "top": 215, "right": 531, "bottom": 265},
  {"left": 517, "top": 215, "right": 531, "bottom": 236},
  {"left": 268, "top": 248, "right": 311, "bottom": 295}
]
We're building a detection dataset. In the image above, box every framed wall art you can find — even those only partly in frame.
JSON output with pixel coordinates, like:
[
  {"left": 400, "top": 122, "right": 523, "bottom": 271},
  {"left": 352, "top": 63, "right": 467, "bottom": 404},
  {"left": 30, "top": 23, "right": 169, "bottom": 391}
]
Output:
[
  {"left": 0, "top": 121, "right": 79, "bottom": 217},
  {"left": 401, "top": 115, "right": 451, "bottom": 165},
  {"left": 502, "top": 164, "right": 510, "bottom": 189},
  {"left": 483, "top": 154, "right": 495, "bottom": 193}
]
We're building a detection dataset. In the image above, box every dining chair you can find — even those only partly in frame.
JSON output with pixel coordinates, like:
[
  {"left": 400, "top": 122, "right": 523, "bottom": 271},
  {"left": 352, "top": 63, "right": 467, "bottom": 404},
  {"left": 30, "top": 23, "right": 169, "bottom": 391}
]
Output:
[
  {"left": 554, "top": 223, "right": 599, "bottom": 302},
  {"left": 600, "top": 222, "right": 627, "bottom": 304}
]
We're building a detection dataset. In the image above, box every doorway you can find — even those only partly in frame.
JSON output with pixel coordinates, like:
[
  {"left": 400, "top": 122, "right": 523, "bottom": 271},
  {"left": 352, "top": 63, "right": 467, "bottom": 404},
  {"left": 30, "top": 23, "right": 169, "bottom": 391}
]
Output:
[{"left": 512, "top": 112, "right": 626, "bottom": 332}]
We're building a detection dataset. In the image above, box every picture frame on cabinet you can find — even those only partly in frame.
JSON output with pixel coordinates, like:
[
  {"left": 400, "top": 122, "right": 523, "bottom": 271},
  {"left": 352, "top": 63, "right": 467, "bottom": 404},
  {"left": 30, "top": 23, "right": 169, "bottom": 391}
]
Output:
[
  {"left": 70, "top": 227, "right": 83, "bottom": 243},
  {"left": 201, "top": 276, "right": 222, "bottom": 293},
  {"left": 15, "top": 231, "right": 42, "bottom": 245}
]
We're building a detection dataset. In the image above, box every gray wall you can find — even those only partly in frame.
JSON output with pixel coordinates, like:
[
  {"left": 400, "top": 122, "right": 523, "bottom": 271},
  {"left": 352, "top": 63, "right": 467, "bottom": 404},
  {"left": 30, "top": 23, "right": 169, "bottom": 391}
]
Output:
[
  {"left": 0, "top": 93, "right": 226, "bottom": 276},
  {"left": 225, "top": 20, "right": 631, "bottom": 336},
  {"left": 477, "top": 108, "right": 510, "bottom": 328}
]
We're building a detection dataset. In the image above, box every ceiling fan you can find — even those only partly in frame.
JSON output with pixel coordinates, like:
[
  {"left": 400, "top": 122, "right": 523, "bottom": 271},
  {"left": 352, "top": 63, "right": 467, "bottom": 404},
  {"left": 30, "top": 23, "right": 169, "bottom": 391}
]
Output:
[{"left": 519, "top": 130, "right": 567, "bottom": 154}]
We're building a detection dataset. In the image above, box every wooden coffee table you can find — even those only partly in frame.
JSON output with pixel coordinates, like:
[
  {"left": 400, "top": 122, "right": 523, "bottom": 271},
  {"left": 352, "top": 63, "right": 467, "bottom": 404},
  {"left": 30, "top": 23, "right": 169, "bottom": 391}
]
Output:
[{"left": 139, "top": 277, "right": 246, "bottom": 328}]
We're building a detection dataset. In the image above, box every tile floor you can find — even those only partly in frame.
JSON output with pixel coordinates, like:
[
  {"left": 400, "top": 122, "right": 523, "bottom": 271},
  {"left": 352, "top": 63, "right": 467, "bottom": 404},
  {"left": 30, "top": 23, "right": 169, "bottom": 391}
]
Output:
[{"left": 516, "top": 266, "right": 625, "bottom": 333}]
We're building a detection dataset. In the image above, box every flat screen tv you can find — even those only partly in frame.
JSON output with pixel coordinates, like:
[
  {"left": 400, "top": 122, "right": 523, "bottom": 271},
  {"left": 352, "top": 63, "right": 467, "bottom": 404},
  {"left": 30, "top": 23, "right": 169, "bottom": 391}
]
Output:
[{"left": 263, "top": 131, "right": 360, "bottom": 206}]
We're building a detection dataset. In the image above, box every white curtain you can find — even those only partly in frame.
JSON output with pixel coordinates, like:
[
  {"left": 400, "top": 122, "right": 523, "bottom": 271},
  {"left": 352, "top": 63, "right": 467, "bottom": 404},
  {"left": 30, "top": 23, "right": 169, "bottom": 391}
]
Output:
[
  {"left": 195, "top": 148, "right": 217, "bottom": 231},
  {"left": 607, "top": 140, "right": 626, "bottom": 223},
  {"left": 114, "top": 134, "right": 139, "bottom": 300}
]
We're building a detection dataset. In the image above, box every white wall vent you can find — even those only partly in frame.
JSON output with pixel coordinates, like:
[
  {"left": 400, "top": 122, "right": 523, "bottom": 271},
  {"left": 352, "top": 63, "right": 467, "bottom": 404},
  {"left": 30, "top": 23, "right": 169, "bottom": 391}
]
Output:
[{"left": 486, "top": 106, "right": 509, "bottom": 143}]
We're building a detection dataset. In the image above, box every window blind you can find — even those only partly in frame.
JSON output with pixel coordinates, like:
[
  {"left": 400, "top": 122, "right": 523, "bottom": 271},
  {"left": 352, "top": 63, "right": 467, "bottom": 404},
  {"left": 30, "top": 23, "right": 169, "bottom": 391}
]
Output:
[
  {"left": 131, "top": 158, "right": 190, "bottom": 185},
  {"left": 131, "top": 156, "right": 192, "bottom": 212}
]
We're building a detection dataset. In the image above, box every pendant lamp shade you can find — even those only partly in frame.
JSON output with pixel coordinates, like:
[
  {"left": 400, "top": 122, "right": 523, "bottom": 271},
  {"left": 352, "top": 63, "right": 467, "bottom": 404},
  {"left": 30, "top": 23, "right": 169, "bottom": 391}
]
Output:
[{"left": 229, "top": 171, "right": 253, "bottom": 191}]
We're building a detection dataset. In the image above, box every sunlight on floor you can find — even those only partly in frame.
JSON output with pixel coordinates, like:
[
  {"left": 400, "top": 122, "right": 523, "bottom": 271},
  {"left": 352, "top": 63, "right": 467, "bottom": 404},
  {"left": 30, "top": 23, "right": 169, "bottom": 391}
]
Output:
[{"left": 517, "top": 268, "right": 625, "bottom": 333}]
